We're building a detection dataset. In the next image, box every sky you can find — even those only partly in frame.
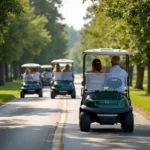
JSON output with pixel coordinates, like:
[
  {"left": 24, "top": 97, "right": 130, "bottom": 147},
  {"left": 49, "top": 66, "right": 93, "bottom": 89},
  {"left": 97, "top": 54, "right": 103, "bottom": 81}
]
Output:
[{"left": 59, "top": 0, "right": 92, "bottom": 30}]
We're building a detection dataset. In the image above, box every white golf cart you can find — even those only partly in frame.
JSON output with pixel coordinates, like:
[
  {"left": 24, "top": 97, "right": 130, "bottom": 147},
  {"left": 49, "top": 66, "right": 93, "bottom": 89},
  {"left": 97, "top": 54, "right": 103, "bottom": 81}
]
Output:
[
  {"left": 20, "top": 63, "right": 43, "bottom": 98},
  {"left": 80, "top": 48, "right": 134, "bottom": 132},
  {"left": 41, "top": 65, "right": 52, "bottom": 86},
  {"left": 50, "top": 59, "right": 76, "bottom": 99}
]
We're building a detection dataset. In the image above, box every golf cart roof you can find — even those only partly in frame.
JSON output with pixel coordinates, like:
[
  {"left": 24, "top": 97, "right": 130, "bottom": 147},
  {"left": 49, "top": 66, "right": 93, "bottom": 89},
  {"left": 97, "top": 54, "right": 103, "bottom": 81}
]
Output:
[
  {"left": 83, "top": 48, "right": 129, "bottom": 55},
  {"left": 41, "top": 65, "right": 52, "bottom": 69},
  {"left": 51, "top": 59, "right": 74, "bottom": 64},
  {"left": 21, "top": 63, "right": 41, "bottom": 68}
]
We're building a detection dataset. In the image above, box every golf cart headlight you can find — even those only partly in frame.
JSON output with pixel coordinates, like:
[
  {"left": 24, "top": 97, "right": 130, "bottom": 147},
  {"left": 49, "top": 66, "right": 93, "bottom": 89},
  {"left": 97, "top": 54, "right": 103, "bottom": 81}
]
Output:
[
  {"left": 86, "top": 95, "right": 93, "bottom": 101},
  {"left": 88, "top": 98, "right": 93, "bottom": 101}
]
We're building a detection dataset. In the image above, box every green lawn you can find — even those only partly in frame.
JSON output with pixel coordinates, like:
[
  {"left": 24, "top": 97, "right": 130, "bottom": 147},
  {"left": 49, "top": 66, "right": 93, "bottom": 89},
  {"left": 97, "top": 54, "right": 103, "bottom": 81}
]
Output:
[
  {"left": 0, "top": 79, "right": 21, "bottom": 103},
  {"left": 130, "top": 70, "right": 150, "bottom": 113},
  {"left": 130, "top": 88, "right": 150, "bottom": 112}
]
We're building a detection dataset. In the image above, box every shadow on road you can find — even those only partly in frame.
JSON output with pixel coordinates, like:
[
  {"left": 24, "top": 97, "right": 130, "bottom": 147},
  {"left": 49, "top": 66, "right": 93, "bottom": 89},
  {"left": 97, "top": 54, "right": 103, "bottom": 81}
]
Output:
[
  {"left": 0, "top": 124, "right": 56, "bottom": 150},
  {"left": 62, "top": 123, "right": 150, "bottom": 150}
]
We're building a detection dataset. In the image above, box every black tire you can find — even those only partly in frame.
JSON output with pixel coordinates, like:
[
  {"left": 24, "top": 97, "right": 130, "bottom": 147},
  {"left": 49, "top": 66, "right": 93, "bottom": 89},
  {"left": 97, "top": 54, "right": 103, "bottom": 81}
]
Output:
[
  {"left": 71, "top": 90, "right": 76, "bottom": 99},
  {"left": 79, "top": 112, "right": 90, "bottom": 132},
  {"left": 122, "top": 112, "right": 134, "bottom": 132},
  {"left": 51, "top": 90, "right": 55, "bottom": 99},
  {"left": 20, "top": 91, "right": 25, "bottom": 98},
  {"left": 39, "top": 89, "right": 43, "bottom": 97}
]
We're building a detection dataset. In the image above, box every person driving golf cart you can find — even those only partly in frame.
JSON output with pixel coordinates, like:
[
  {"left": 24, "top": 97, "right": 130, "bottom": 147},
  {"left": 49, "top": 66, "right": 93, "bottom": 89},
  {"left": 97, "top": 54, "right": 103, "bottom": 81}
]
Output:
[
  {"left": 44, "top": 69, "right": 51, "bottom": 78},
  {"left": 32, "top": 69, "right": 41, "bottom": 82},
  {"left": 79, "top": 48, "right": 134, "bottom": 133},
  {"left": 61, "top": 64, "right": 71, "bottom": 72},
  {"left": 105, "top": 56, "right": 128, "bottom": 92}
]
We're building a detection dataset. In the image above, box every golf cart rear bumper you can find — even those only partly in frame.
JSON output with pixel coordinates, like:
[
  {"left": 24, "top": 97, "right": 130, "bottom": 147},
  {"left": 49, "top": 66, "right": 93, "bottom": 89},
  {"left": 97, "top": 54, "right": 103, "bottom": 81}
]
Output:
[
  {"left": 51, "top": 88, "right": 74, "bottom": 91},
  {"left": 81, "top": 105, "right": 133, "bottom": 114},
  {"left": 42, "top": 82, "right": 50, "bottom": 86},
  {"left": 21, "top": 88, "right": 41, "bottom": 94}
]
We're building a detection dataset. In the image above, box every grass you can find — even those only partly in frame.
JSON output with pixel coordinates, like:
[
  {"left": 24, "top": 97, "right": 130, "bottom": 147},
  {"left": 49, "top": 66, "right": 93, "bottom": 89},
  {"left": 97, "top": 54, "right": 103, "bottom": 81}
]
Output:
[
  {"left": 0, "top": 79, "right": 21, "bottom": 103},
  {"left": 130, "top": 70, "right": 150, "bottom": 113},
  {"left": 130, "top": 88, "right": 150, "bottom": 112}
]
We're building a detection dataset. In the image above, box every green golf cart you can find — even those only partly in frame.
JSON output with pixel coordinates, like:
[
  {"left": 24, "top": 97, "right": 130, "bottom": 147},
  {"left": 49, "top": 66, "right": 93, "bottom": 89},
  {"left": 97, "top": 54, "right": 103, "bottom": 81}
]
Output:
[
  {"left": 20, "top": 63, "right": 43, "bottom": 98},
  {"left": 41, "top": 65, "right": 52, "bottom": 86},
  {"left": 79, "top": 48, "right": 134, "bottom": 132},
  {"left": 50, "top": 59, "right": 76, "bottom": 99}
]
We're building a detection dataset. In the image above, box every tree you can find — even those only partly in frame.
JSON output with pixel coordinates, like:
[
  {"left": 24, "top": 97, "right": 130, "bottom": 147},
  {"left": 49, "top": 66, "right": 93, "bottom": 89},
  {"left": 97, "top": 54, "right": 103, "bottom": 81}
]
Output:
[
  {"left": 0, "top": 0, "right": 51, "bottom": 85},
  {"left": 69, "top": 31, "right": 89, "bottom": 73},
  {"left": 0, "top": 0, "right": 23, "bottom": 43},
  {"left": 66, "top": 26, "right": 79, "bottom": 50},
  {"left": 30, "top": 0, "right": 68, "bottom": 64}
]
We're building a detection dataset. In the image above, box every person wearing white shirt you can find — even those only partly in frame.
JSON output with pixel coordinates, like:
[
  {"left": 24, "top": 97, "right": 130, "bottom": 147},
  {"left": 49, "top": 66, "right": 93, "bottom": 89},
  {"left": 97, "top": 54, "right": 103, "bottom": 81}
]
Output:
[
  {"left": 43, "top": 69, "right": 52, "bottom": 78},
  {"left": 32, "top": 69, "right": 41, "bottom": 82},
  {"left": 105, "top": 56, "right": 128, "bottom": 92}
]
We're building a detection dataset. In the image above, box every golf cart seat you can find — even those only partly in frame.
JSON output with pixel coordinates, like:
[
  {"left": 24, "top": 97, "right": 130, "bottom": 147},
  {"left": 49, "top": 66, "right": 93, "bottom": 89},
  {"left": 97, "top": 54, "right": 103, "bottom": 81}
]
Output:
[
  {"left": 45, "top": 72, "right": 52, "bottom": 78},
  {"left": 85, "top": 73, "right": 105, "bottom": 91},
  {"left": 53, "top": 72, "right": 73, "bottom": 81},
  {"left": 85, "top": 73, "right": 127, "bottom": 92},
  {"left": 105, "top": 73, "right": 127, "bottom": 92}
]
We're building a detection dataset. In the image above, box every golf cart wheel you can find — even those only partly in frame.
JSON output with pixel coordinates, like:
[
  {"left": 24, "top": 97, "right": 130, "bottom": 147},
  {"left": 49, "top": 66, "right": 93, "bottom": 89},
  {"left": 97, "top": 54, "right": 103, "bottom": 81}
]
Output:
[
  {"left": 79, "top": 112, "right": 90, "bottom": 132},
  {"left": 51, "top": 90, "right": 55, "bottom": 99},
  {"left": 20, "top": 91, "right": 25, "bottom": 98},
  {"left": 39, "top": 89, "right": 43, "bottom": 97},
  {"left": 122, "top": 112, "right": 134, "bottom": 132},
  {"left": 71, "top": 90, "right": 76, "bottom": 99}
]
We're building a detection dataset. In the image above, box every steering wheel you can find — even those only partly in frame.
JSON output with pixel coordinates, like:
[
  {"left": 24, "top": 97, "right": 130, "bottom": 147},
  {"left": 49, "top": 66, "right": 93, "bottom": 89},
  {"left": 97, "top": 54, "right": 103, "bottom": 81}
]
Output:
[{"left": 107, "top": 77, "right": 122, "bottom": 89}]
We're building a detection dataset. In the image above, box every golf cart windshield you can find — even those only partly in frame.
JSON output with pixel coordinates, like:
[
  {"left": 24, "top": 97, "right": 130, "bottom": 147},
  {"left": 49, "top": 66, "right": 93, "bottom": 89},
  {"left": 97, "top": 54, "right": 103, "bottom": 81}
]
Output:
[
  {"left": 53, "top": 72, "right": 73, "bottom": 81},
  {"left": 85, "top": 73, "right": 127, "bottom": 92}
]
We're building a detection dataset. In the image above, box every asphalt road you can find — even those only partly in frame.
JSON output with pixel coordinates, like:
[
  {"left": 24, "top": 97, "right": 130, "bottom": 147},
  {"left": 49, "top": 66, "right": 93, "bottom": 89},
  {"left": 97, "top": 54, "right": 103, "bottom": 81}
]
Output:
[
  {"left": 0, "top": 87, "right": 62, "bottom": 150},
  {"left": 0, "top": 76, "right": 150, "bottom": 150}
]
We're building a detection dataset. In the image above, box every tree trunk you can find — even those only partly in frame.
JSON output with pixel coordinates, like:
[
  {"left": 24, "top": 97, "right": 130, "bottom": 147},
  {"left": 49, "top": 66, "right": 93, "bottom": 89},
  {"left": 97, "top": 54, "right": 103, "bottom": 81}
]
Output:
[
  {"left": 129, "top": 66, "right": 134, "bottom": 86},
  {"left": 5, "top": 64, "right": 9, "bottom": 82},
  {"left": 147, "top": 56, "right": 150, "bottom": 94},
  {"left": 135, "top": 65, "right": 144, "bottom": 89},
  {"left": 9, "top": 64, "right": 13, "bottom": 81},
  {"left": 13, "top": 62, "right": 20, "bottom": 79},
  {"left": 0, "top": 63, "right": 5, "bottom": 86}
]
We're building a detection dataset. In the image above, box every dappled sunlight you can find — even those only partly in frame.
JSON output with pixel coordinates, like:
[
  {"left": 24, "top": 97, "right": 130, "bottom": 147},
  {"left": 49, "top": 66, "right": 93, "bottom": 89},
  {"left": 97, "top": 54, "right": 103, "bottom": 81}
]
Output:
[{"left": 63, "top": 123, "right": 150, "bottom": 150}]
